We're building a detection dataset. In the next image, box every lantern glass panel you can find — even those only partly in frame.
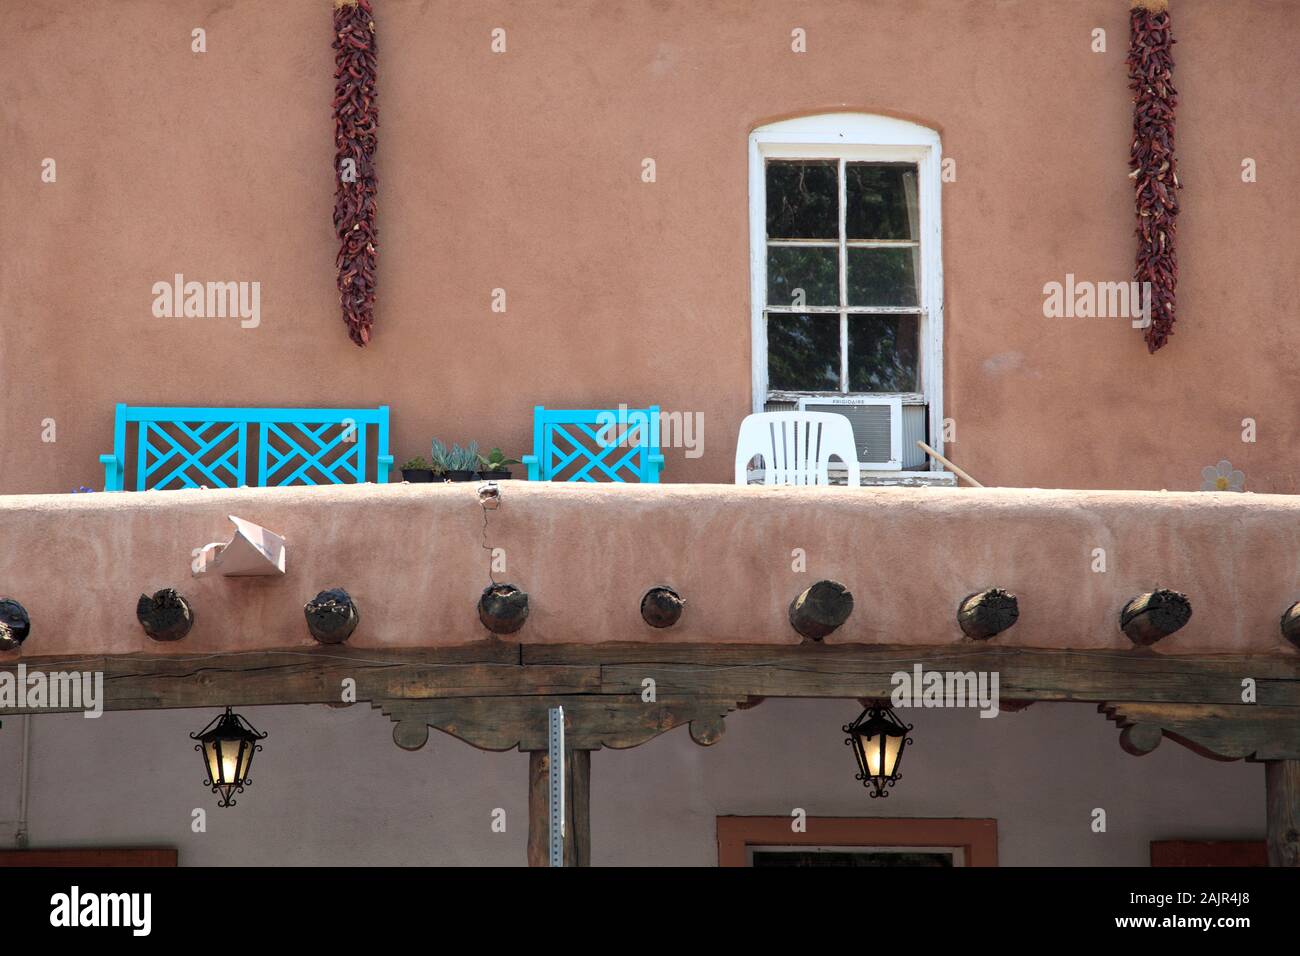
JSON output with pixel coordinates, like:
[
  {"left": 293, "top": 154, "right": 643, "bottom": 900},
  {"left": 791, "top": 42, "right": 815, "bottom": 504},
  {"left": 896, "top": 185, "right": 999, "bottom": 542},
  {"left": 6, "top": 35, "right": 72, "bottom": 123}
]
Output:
[
  {"left": 202, "top": 740, "right": 221, "bottom": 784},
  {"left": 880, "top": 732, "right": 903, "bottom": 777},
  {"left": 221, "top": 738, "right": 245, "bottom": 784},
  {"left": 863, "top": 731, "right": 886, "bottom": 777},
  {"left": 237, "top": 739, "right": 256, "bottom": 781}
]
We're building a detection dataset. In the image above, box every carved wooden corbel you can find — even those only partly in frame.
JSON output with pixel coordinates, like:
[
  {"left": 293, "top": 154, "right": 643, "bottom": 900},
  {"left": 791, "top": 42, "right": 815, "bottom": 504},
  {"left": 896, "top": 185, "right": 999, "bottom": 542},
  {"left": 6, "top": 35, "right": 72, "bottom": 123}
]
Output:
[
  {"left": 375, "top": 694, "right": 747, "bottom": 753},
  {"left": 1101, "top": 701, "right": 1300, "bottom": 761}
]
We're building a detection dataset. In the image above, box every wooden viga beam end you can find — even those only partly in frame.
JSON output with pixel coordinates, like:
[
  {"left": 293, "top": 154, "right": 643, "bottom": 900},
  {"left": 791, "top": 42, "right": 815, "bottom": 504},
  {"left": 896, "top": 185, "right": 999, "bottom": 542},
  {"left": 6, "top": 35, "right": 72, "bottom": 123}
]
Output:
[
  {"left": 1120, "top": 588, "right": 1191, "bottom": 646},
  {"left": 136, "top": 588, "right": 194, "bottom": 642},
  {"left": 641, "top": 586, "right": 685, "bottom": 629},
  {"left": 789, "top": 580, "right": 853, "bottom": 641},
  {"left": 1281, "top": 601, "right": 1300, "bottom": 650},
  {"left": 957, "top": 588, "right": 1020, "bottom": 640},
  {"left": 0, "top": 598, "right": 31, "bottom": 651},
  {"left": 479, "top": 583, "right": 529, "bottom": 635},
  {"left": 305, "top": 587, "right": 360, "bottom": 644}
]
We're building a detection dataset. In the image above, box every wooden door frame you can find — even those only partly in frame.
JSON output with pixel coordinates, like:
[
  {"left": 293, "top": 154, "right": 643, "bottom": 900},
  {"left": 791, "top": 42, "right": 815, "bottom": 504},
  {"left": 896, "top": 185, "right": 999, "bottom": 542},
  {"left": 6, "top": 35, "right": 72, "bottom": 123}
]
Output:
[
  {"left": 717, "top": 816, "right": 998, "bottom": 867},
  {"left": 0, "top": 848, "right": 177, "bottom": 867}
]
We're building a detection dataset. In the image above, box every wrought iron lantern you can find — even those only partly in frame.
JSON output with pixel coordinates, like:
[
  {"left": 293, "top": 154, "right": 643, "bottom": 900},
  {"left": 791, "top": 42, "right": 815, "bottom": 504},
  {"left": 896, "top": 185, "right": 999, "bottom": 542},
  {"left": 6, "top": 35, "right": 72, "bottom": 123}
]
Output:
[
  {"left": 190, "top": 706, "right": 267, "bottom": 807},
  {"left": 843, "top": 702, "right": 912, "bottom": 797}
]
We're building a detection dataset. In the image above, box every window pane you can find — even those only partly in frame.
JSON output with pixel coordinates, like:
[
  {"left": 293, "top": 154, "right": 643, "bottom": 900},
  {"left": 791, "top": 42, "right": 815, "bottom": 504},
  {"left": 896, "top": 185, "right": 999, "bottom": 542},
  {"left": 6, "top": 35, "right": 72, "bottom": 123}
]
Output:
[
  {"left": 846, "top": 163, "right": 919, "bottom": 240},
  {"left": 847, "top": 247, "right": 919, "bottom": 307},
  {"left": 848, "top": 314, "right": 919, "bottom": 392},
  {"left": 766, "top": 161, "right": 838, "bottom": 239},
  {"left": 767, "top": 313, "right": 841, "bottom": 391},
  {"left": 767, "top": 246, "right": 838, "bottom": 307}
]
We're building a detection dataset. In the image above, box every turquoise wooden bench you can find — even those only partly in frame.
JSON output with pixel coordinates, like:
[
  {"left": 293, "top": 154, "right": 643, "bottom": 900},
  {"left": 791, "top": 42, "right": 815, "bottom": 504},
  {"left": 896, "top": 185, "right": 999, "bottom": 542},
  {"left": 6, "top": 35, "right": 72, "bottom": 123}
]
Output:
[
  {"left": 99, "top": 405, "right": 393, "bottom": 491},
  {"left": 523, "top": 405, "right": 664, "bottom": 482}
]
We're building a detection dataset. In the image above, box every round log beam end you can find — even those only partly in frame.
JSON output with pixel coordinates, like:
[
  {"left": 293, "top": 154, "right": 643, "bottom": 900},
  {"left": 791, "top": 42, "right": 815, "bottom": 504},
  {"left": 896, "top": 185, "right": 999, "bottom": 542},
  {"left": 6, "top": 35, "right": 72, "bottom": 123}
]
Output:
[
  {"left": 479, "top": 583, "right": 529, "bottom": 635},
  {"left": 0, "top": 598, "right": 31, "bottom": 651},
  {"left": 689, "top": 716, "right": 726, "bottom": 747},
  {"left": 640, "top": 586, "right": 685, "bottom": 629},
  {"left": 136, "top": 589, "right": 194, "bottom": 642},
  {"left": 1119, "top": 723, "right": 1164, "bottom": 757},
  {"left": 1120, "top": 588, "right": 1191, "bottom": 646},
  {"left": 789, "top": 580, "right": 854, "bottom": 642},
  {"left": 1281, "top": 601, "right": 1300, "bottom": 650},
  {"left": 957, "top": 588, "right": 1020, "bottom": 640},
  {"left": 304, "top": 588, "right": 360, "bottom": 644},
  {"left": 392, "top": 719, "right": 430, "bottom": 752}
]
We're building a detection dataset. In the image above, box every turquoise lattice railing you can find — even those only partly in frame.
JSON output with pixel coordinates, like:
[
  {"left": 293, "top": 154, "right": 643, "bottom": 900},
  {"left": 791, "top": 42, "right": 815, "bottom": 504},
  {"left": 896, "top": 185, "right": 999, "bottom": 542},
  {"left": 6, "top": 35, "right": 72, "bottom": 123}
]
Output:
[
  {"left": 99, "top": 405, "right": 393, "bottom": 491},
  {"left": 522, "top": 406, "right": 664, "bottom": 483}
]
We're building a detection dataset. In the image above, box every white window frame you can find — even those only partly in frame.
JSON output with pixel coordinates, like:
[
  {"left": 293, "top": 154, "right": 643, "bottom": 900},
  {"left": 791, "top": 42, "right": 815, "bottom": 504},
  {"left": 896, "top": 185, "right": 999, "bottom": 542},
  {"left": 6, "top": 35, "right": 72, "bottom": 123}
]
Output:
[{"left": 748, "top": 113, "right": 945, "bottom": 466}]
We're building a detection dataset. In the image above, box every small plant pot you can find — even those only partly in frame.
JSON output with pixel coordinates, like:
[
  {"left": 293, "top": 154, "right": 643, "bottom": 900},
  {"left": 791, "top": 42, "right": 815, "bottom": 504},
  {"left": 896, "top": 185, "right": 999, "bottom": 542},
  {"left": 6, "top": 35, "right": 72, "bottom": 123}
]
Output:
[
  {"left": 476, "top": 470, "right": 515, "bottom": 480},
  {"left": 446, "top": 470, "right": 476, "bottom": 482},
  {"left": 401, "top": 468, "right": 434, "bottom": 483}
]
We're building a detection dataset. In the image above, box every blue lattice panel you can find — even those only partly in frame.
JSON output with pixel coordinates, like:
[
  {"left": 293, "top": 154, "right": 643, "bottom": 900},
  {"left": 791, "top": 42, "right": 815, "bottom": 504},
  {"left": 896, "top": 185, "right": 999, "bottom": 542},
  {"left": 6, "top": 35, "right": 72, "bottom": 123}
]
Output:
[
  {"left": 522, "top": 406, "right": 664, "bottom": 483},
  {"left": 100, "top": 405, "right": 393, "bottom": 491}
]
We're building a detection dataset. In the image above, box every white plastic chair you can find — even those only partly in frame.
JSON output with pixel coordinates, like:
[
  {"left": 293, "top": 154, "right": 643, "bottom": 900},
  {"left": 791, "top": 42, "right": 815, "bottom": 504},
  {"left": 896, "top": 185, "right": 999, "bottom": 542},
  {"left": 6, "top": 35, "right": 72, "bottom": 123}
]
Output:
[{"left": 734, "top": 412, "right": 862, "bottom": 486}]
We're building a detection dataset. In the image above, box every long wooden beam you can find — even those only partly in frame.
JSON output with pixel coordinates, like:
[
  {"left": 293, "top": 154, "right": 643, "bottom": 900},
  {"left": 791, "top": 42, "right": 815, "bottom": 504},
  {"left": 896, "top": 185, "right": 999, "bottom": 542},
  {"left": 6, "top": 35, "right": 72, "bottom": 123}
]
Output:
[
  {"left": 526, "top": 643, "right": 1300, "bottom": 707},
  {"left": 2, "top": 644, "right": 1298, "bottom": 713}
]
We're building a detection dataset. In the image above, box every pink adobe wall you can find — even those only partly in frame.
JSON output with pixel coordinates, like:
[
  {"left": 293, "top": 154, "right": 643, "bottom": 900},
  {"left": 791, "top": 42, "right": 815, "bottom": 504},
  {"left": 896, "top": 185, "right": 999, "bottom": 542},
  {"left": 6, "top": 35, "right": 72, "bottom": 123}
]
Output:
[
  {"left": 1, "top": 0, "right": 1297, "bottom": 494},
  {"left": 0, "top": 483, "right": 1297, "bottom": 658}
]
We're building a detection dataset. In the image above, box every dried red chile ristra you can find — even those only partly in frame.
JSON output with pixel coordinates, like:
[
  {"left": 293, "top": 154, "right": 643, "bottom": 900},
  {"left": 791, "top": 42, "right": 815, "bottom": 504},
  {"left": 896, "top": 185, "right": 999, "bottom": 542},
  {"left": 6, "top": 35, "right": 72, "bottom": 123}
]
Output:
[
  {"left": 1127, "top": 0, "right": 1180, "bottom": 353},
  {"left": 333, "top": 0, "right": 378, "bottom": 347}
]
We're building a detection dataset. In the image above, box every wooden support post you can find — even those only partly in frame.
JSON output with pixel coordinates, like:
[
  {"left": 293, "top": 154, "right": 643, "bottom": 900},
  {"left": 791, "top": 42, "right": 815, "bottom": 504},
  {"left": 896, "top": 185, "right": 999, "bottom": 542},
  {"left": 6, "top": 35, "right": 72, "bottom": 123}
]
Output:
[
  {"left": 568, "top": 749, "right": 591, "bottom": 867},
  {"left": 1265, "top": 759, "right": 1300, "bottom": 867},
  {"left": 527, "top": 751, "right": 547, "bottom": 867},
  {"left": 526, "top": 749, "right": 591, "bottom": 867}
]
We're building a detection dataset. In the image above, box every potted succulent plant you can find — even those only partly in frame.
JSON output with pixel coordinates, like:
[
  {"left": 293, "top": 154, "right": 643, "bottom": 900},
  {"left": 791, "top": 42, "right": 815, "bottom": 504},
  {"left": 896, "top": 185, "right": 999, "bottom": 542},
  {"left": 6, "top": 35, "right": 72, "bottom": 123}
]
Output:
[
  {"left": 400, "top": 456, "right": 435, "bottom": 483},
  {"left": 477, "top": 447, "right": 520, "bottom": 479},
  {"left": 429, "top": 439, "right": 452, "bottom": 480},
  {"left": 432, "top": 439, "right": 480, "bottom": 482}
]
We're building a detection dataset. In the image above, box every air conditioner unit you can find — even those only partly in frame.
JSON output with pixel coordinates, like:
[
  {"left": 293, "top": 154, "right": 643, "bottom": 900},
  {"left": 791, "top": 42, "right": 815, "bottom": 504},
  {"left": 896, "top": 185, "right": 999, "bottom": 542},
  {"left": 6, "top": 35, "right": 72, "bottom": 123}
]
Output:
[{"left": 797, "top": 396, "right": 927, "bottom": 471}]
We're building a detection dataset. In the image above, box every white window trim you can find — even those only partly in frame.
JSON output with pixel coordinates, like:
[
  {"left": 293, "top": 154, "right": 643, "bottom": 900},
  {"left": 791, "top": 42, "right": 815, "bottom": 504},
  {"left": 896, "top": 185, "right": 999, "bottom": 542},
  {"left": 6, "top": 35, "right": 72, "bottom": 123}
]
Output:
[{"left": 748, "top": 113, "right": 945, "bottom": 466}]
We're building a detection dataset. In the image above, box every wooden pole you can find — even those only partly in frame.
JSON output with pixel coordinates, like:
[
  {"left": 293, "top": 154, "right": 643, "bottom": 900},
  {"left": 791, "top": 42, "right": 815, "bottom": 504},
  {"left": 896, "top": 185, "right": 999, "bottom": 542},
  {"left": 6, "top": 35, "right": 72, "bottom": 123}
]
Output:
[
  {"left": 567, "top": 749, "right": 591, "bottom": 867},
  {"left": 1265, "top": 759, "right": 1300, "bottom": 867},
  {"left": 526, "top": 749, "right": 592, "bottom": 866},
  {"left": 916, "top": 441, "right": 983, "bottom": 488},
  {"left": 527, "top": 751, "right": 548, "bottom": 866}
]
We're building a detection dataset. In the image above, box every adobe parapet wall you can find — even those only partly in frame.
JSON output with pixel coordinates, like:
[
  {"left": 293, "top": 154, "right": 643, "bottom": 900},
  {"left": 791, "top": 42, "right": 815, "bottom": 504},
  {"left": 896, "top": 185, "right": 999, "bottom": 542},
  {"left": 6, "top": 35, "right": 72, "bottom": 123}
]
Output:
[{"left": 0, "top": 483, "right": 1296, "bottom": 657}]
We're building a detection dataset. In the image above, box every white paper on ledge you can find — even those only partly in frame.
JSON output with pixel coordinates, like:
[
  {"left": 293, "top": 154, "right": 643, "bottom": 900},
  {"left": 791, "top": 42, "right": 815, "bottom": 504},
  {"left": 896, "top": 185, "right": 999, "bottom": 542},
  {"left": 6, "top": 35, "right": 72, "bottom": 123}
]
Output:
[{"left": 193, "top": 514, "right": 287, "bottom": 577}]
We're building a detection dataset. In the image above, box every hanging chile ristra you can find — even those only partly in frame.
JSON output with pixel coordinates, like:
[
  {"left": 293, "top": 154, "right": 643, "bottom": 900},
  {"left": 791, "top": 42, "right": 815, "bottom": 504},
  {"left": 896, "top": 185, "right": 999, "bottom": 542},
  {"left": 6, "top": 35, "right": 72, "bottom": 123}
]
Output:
[
  {"left": 333, "top": 0, "right": 378, "bottom": 346},
  {"left": 1127, "top": 0, "right": 1180, "bottom": 352}
]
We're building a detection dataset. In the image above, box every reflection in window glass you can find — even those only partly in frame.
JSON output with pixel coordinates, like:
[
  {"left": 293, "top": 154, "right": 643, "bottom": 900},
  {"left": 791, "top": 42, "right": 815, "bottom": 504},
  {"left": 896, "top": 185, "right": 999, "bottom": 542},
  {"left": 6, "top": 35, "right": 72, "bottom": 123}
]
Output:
[
  {"left": 848, "top": 247, "right": 919, "bottom": 307},
  {"left": 846, "top": 163, "right": 919, "bottom": 240},
  {"left": 767, "top": 314, "right": 840, "bottom": 391},
  {"left": 765, "top": 161, "right": 838, "bottom": 239},
  {"left": 848, "top": 314, "right": 919, "bottom": 392},
  {"left": 767, "top": 246, "right": 839, "bottom": 307}
]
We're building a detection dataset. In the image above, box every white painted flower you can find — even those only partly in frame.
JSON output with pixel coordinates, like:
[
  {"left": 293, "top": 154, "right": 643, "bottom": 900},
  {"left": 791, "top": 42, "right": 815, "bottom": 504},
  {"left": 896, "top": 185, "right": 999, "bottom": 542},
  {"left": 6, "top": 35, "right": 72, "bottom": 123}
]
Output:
[{"left": 1201, "top": 460, "right": 1245, "bottom": 492}]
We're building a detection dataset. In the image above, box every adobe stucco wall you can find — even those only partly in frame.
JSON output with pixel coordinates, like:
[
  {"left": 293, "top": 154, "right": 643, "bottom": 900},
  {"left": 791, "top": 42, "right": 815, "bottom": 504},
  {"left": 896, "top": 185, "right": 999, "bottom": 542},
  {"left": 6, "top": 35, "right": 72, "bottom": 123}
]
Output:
[
  {"left": 0, "top": 700, "right": 1264, "bottom": 866},
  {"left": 2, "top": 483, "right": 1299, "bottom": 656},
  {"left": 2, "top": 0, "right": 1297, "bottom": 495}
]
